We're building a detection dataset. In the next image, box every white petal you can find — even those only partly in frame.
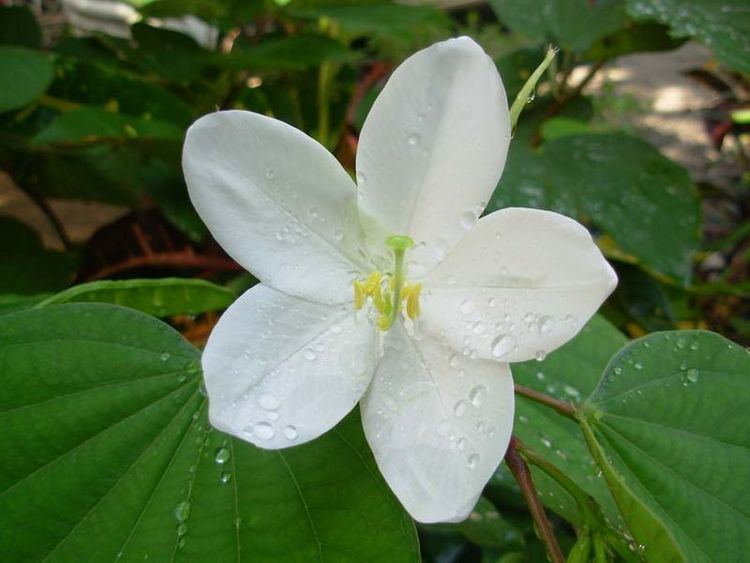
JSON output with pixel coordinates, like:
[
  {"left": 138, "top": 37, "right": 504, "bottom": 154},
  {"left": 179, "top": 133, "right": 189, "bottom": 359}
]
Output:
[
  {"left": 356, "top": 37, "right": 510, "bottom": 276},
  {"left": 184, "top": 110, "right": 369, "bottom": 304},
  {"left": 421, "top": 208, "right": 617, "bottom": 363},
  {"left": 361, "top": 325, "right": 514, "bottom": 523},
  {"left": 203, "top": 284, "right": 377, "bottom": 449}
]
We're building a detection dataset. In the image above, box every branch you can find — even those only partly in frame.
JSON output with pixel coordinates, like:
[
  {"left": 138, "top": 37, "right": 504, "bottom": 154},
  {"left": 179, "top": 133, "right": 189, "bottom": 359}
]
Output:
[
  {"left": 23, "top": 185, "right": 73, "bottom": 250},
  {"left": 505, "top": 436, "right": 565, "bottom": 563},
  {"left": 83, "top": 252, "right": 243, "bottom": 281},
  {"left": 514, "top": 383, "right": 577, "bottom": 419}
]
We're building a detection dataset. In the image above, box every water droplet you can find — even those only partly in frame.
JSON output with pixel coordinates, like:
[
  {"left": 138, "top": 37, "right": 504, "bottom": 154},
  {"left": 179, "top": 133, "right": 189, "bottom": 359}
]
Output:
[
  {"left": 459, "top": 299, "right": 476, "bottom": 315},
  {"left": 407, "top": 132, "right": 420, "bottom": 146},
  {"left": 220, "top": 471, "right": 232, "bottom": 484},
  {"left": 449, "top": 354, "right": 461, "bottom": 368},
  {"left": 307, "top": 205, "right": 320, "bottom": 219},
  {"left": 160, "top": 352, "right": 171, "bottom": 362},
  {"left": 491, "top": 334, "right": 516, "bottom": 358},
  {"left": 257, "top": 393, "right": 280, "bottom": 411},
  {"left": 689, "top": 341, "right": 700, "bottom": 351},
  {"left": 174, "top": 501, "right": 191, "bottom": 523},
  {"left": 614, "top": 366, "right": 623, "bottom": 375},
  {"left": 540, "top": 436, "right": 552, "bottom": 448},
  {"left": 303, "top": 349, "right": 317, "bottom": 361},
  {"left": 177, "top": 522, "right": 188, "bottom": 536},
  {"left": 282, "top": 425, "right": 298, "bottom": 440},
  {"left": 214, "top": 447, "right": 230, "bottom": 465},
  {"left": 457, "top": 437, "right": 467, "bottom": 450},
  {"left": 538, "top": 316, "right": 553, "bottom": 333},
  {"left": 467, "top": 453, "right": 480, "bottom": 469},
  {"left": 253, "top": 422, "right": 275, "bottom": 440},
  {"left": 535, "top": 371, "right": 545, "bottom": 381},
  {"left": 460, "top": 210, "right": 476, "bottom": 230},
  {"left": 686, "top": 369, "right": 699, "bottom": 383},
  {"left": 676, "top": 338, "right": 686, "bottom": 349},
  {"left": 265, "top": 167, "right": 275, "bottom": 180},
  {"left": 634, "top": 362, "right": 643, "bottom": 370},
  {"left": 469, "top": 385, "right": 487, "bottom": 407},
  {"left": 534, "top": 350, "right": 547, "bottom": 362},
  {"left": 454, "top": 400, "right": 469, "bottom": 418},
  {"left": 417, "top": 112, "right": 426, "bottom": 122}
]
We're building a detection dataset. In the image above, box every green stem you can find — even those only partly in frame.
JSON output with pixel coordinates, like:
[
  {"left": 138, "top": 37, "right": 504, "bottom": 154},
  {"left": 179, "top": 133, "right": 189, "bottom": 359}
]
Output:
[
  {"left": 509, "top": 45, "right": 558, "bottom": 131},
  {"left": 317, "top": 61, "right": 333, "bottom": 147}
]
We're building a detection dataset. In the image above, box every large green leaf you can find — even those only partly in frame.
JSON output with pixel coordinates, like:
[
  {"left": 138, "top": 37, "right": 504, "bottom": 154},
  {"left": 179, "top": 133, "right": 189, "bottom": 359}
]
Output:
[
  {"left": 581, "top": 330, "right": 750, "bottom": 562},
  {"left": 37, "top": 278, "right": 236, "bottom": 317},
  {"left": 0, "top": 46, "right": 53, "bottom": 112},
  {"left": 626, "top": 0, "right": 750, "bottom": 73},
  {"left": 0, "top": 304, "right": 419, "bottom": 562},
  {"left": 491, "top": 133, "right": 701, "bottom": 283},
  {"left": 509, "top": 316, "right": 626, "bottom": 528},
  {"left": 32, "top": 107, "right": 183, "bottom": 146},
  {"left": 0, "top": 217, "right": 77, "bottom": 295},
  {"left": 489, "top": 0, "right": 628, "bottom": 52},
  {"left": 289, "top": 4, "right": 450, "bottom": 37}
]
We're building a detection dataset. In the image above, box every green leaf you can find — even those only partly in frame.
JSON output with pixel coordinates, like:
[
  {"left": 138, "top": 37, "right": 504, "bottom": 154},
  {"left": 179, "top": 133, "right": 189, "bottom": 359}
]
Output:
[
  {"left": 37, "top": 278, "right": 236, "bottom": 317},
  {"left": 49, "top": 57, "right": 193, "bottom": 126},
  {"left": 584, "top": 21, "right": 685, "bottom": 61},
  {"left": 581, "top": 330, "right": 750, "bottom": 562},
  {"left": 489, "top": 0, "right": 628, "bottom": 52},
  {"left": 0, "top": 46, "right": 53, "bottom": 112},
  {"left": 0, "top": 304, "right": 419, "bottom": 561},
  {"left": 0, "top": 5, "right": 42, "bottom": 48},
  {"left": 227, "top": 35, "right": 359, "bottom": 71},
  {"left": 439, "top": 497, "right": 525, "bottom": 548},
  {"left": 626, "top": 0, "right": 750, "bottom": 73},
  {"left": 32, "top": 107, "right": 183, "bottom": 146},
  {"left": 510, "top": 316, "right": 626, "bottom": 527},
  {"left": 0, "top": 293, "right": 50, "bottom": 316},
  {"left": 289, "top": 4, "right": 451, "bottom": 37},
  {"left": 0, "top": 217, "right": 77, "bottom": 294},
  {"left": 491, "top": 133, "right": 701, "bottom": 283}
]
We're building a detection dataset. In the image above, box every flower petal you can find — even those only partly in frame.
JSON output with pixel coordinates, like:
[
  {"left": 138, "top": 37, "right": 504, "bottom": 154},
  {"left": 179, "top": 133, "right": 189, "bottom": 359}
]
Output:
[
  {"left": 360, "top": 325, "right": 514, "bottom": 523},
  {"left": 203, "top": 284, "right": 377, "bottom": 449},
  {"left": 184, "top": 110, "right": 369, "bottom": 304},
  {"left": 356, "top": 37, "right": 510, "bottom": 276},
  {"left": 421, "top": 208, "right": 617, "bottom": 363}
]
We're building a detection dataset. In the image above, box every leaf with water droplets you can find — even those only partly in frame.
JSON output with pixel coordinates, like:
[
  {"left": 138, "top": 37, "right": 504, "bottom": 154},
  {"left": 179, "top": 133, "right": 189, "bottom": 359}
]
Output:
[
  {"left": 0, "top": 304, "right": 419, "bottom": 561},
  {"left": 582, "top": 330, "right": 750, "bottom": 562}
]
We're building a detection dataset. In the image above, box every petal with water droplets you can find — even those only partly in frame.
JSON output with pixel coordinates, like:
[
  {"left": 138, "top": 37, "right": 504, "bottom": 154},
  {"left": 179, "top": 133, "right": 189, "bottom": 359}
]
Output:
[
  {"left": 360, "top": 324, "right": 514, "bottom": 523},
  {"left": 203, "top": 284, "right": 378, "bottom": 449},
  {"left": 184, "top": 110, "right": 370, "bottom": 305},
  {"left": 420, "top": 207, "right": 617, "bottom": 362},
  {"left": 356, "top": 37, "right": 511, "bottom": 276}
]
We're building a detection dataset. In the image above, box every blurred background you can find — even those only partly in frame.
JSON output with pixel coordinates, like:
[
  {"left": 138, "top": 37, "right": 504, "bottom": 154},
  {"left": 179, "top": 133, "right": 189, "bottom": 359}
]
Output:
[{"left": 0, "top": 0, "right": 748, "bottom": 342}]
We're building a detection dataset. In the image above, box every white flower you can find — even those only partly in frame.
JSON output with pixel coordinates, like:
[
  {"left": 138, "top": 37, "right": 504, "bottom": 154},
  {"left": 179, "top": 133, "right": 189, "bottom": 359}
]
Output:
[{"left": 183, "top": 36, "right": 617, "bottom": 523}]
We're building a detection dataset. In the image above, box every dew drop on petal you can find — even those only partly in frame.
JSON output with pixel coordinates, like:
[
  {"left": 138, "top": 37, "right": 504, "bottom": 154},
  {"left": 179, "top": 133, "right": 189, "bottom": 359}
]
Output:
[
  {"left": 460, "top": 299, "right": 476, "bottom": 315},
  {"left": 454, "top": 400, "right": 469, "bottom": 418},
  {"left": 457, "top": 437, "right": 467, "bottom": 451},
  {"left": 282, "top": 425, "right": 298, "bottom": 440},
  {"left": 257, "top": 393, "right": 280, "bottom": 411},
  {"left": 491, "top": 334, "right": 516, "bottom": 358},
  {"left": 469, "top": 385, "right": 487, "bottom": 407},
  {"left": 467, "top": 453, "right": 480, "bottom": 469},
  {"left": 253, "top": 422, "right": 275, "bottom": 440},
  {"left": 407, "top": 133, "right": 420, "bottom": 146},
  {"left": 303, "top": 348, "right": 317, "bottom": 361}
]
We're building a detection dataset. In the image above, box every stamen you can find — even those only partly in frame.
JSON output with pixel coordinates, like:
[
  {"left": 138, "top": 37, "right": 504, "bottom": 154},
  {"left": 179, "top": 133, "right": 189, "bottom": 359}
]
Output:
[{"left": 352, "top": 235, "right": 421, "bottom": 331}]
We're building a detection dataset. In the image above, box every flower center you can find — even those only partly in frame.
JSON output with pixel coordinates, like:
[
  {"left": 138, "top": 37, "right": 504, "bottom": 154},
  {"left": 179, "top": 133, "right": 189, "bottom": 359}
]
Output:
[{"left": 353, "top": 235, "right": 422, "bottom": 331}]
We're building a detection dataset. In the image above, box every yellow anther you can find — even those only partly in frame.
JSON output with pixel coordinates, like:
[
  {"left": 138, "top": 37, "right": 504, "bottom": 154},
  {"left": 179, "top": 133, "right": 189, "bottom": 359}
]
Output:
[
  {"left": 353, "top": 281, "right": 366, "bottom": 310},
  {"left": 403, "top": 283, "right": 421, "bottom": 319},
  {"left": 377, "top": 314, "right": 391, "bottom": 331},
  {"left": 363, "top": 272, "right": 381, "bottom": 294}
]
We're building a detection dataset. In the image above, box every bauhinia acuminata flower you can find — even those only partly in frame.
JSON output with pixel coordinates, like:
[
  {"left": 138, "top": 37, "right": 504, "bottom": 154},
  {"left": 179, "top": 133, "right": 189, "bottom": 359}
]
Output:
[{"left": 183, "top": 36, "right": 617, "bottom": 523}]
